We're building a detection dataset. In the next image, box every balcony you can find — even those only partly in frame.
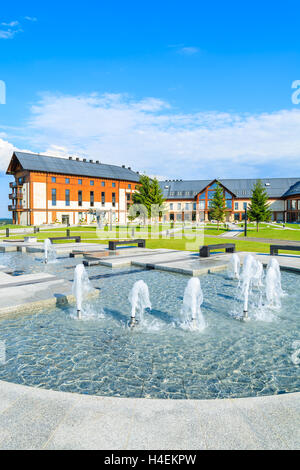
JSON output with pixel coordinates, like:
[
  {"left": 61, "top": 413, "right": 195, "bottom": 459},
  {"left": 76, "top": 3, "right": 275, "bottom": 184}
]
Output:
[
  {"left": 9, "top": 192, "right": 23, "bottom": 200},
  {"left": 9, "top": 181, "right": 23, "bottom": 189},
  {"left": 8, "top": 204, "right": 23, "bottom": 211}
]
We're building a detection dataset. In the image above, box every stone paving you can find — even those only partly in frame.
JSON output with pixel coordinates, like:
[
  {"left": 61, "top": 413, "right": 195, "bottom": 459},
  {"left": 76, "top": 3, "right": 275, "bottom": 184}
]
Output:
[{"left": 0, "top": 380, "right": 298, "bottom": 450}]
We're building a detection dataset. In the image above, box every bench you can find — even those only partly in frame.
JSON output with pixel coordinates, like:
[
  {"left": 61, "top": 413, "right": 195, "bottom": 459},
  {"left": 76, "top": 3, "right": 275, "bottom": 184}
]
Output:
[
  {"left": 108, "top": 239, "right": 146, "bottom": 250},
  {"left": 270, "top": 244, "right": 300, "bottom": 256},
  {"left": 200, "top": 243, "right": 236, "bottom": 258},
  {"left": 49, "top": 236, "right": 81, "bottom": 244}
]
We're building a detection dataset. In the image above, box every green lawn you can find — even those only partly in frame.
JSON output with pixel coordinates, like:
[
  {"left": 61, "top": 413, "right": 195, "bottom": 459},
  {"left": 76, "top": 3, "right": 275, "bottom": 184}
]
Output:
[
  {"left": 239, "top": 227, "right": 300, "bottom": 241},
  {"left": 2, "top": 223, "right": 300, "bottom": 255}
]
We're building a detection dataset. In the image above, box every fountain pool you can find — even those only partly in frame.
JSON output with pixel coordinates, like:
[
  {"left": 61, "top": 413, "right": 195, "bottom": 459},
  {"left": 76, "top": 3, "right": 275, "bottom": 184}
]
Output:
[{"left": 0, "top": 252, "right": 299, "bottom": 400}]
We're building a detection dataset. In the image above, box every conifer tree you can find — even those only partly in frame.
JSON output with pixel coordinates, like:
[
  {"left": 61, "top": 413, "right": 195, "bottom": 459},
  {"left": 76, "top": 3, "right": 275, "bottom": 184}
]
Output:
[
  {"left": 209, "top": 182, "right": 226, "bottom": 230},
  {"left": 248, "top": 179, "right": 271, "bottom": 232}
]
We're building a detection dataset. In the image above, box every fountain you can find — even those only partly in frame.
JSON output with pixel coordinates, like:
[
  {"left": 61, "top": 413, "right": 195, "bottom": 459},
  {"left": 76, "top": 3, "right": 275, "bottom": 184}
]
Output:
[
  {"left": 265, "top": 262, "right": 282, "bottom": 310},
  {"left": 128, "top": 280, "right": 151, "bottom": 327},
  {"left": 181, "top": 277, "right": 205, "bottom": 331},
  {"left": 291, "top": 341, "right": 300, "bottom": 366},
  {"left": 239, "top": 254, "right": 256, "bottom": 319},
  {"left": 44, "top": 238, "right": 56, "bottom": 264},
  {"left": 227, "top": 254, "right": 240, "bottom": 279},
  {"left": 73, "top": 264, "right": 93, "bottom": 319},
  {"left": 267, "top": 258, "right": 284, "bottom": 297}
]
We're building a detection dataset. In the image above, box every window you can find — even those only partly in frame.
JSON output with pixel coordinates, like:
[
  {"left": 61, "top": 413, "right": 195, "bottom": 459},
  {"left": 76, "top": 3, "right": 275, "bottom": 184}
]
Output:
[
  {"left": 243, "top": 202, "right": 248, "bottom": 210},
  {"left": 52, "top": 188, "right": 56, "bottom": 206},
  {"left": 199, "top": 192, "right": 206, "bottom": 200},
  {"left": 65, "top": 178, "right": 70, "bottom": 184},
  {"left": 90, "top": 180, "right": 94, "bottom": 186},
  {"left": 177, "top": 203, "right": 181, "bottom": 210},
  {"left": 170, "top": 203, "right": 173, "bottom": 210},
  {"left": 234, "top": 202, "right": 239, "bottom": 210},
  {"left": 226, "top": 200, "right": 232, "bottom": 209},
  {"left": 185, "top": 203, "right": 190, "bottom": 210},
  {"left": 90, "top": 191, "right": 94, "bottom": 207},
  {"left": 65, "top": 189, "right": 70, "bottom": 206},
  {"left": 101, "top": 182, "right": 105, "bottom": 187},
  {"left": 78, "top": 179, "right": 82, "bottom": 185},
  {"left": 78, "top": 190, "right": 82, "bottom": 207},
  {"left": 193, "top": 203, "right": 197, "bottom": 211},
  {"left": 18, "top": 177, "right": 23, "bottom": 184},
  {"left": 112, "top": 182, "right": 116, "bottom": 188},
  {"left": 126, "top": 193, "right": 131, "bottom": 201},
  {"left": 112, "top": 192, "right": 116, "bottom": 207},
  {"left": 101, "top": 192, "right": 105, "bottom": 206},
  {"left": 128, "top": 184, "right": 131, "bottom": 189},
  {"left": 199, "top": 201, "right": 205, "bottom": 209},
  {"left": 51, "top": 177, "right": 56, "bottom": 183}
]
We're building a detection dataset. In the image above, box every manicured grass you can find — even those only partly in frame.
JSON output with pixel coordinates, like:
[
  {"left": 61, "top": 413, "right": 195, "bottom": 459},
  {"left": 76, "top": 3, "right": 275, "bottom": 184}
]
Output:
[
  {"left": 145, "top": 237, "right": 270, "bottom": 253},
  {"left": 0, "top": 224, "right": 28, "bottom": 229},
  {"left": 239, "top": 227, "right": 300, "bottom": 241}
]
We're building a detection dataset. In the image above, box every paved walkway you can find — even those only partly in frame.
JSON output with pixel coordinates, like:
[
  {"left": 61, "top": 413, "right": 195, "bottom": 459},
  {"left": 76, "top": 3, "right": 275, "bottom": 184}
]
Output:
[{"left": 0, "top": 380, "right": 298, "bottom": 450}]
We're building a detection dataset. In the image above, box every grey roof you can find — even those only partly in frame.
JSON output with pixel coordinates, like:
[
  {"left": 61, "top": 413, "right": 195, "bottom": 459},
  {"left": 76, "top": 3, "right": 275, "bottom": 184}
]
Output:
[
  {"left": 282, "top": 181, "right": 300, "bottom": 198},
  {"left": 160, "top": 178, "right": 300, "bottom": 199},
  {"left": 8, "top": 152, "right": 140, "bottom": 183}
]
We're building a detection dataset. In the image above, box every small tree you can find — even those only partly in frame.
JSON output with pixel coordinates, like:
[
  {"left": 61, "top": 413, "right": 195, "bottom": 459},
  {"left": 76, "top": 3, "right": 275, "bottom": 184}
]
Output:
[
  {"left": 248, "top": 180, "right": 271, "bottom": 232},
  {"left": 209, "top": 182, "right": 226, "bottom": 230},
  {"left": 132, "top": 175, "right": 165, "bottom": 220}
]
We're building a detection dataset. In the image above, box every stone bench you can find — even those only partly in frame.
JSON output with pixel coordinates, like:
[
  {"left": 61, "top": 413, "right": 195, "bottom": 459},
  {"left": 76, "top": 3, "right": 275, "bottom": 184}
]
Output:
[
  {"left": 200, "top": 243, "right": 236, "bottom": 258},
  {"left": 108, "top": 239, "right": 146, "bottom": 251},
  {"left": 49, "top": 236, "right": 81, "bottom": 244},
  {"left": 270, "top": 244, "right": 300, "bottom": 256}
]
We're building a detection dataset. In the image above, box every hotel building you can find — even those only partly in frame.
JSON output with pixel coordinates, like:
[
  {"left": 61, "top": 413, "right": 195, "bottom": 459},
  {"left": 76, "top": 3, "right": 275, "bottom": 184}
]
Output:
[
  {"left": 7, "top": 152, "right": 300, "bottom": 225},
  {"left": 7, "top": 152, "right": 140, "bottom": 225},
  {"left": 159, "top": 178, "right": 300, "bottom": 224}
]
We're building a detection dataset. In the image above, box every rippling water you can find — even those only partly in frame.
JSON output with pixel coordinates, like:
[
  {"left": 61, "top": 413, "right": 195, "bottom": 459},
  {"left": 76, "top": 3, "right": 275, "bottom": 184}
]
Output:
[{"left": 0, "top": 252, "right": 299, "bottom": 399}]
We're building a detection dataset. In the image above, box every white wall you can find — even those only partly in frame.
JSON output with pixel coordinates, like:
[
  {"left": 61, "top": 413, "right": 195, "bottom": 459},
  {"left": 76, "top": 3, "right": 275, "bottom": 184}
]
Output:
[{"left": 33, "top": 183, "right": 46, "bottom": 209}]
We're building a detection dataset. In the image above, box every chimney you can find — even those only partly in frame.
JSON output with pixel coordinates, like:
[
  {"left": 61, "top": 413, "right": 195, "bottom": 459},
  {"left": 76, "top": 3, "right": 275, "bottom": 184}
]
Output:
[
  {"left": 89, "top": 159, "right": 93, "bottom": 163},
  {"left": 76, "top": 158, "right": 80, "bottom": 161},
  {"left": 69, "top": 156, "right": 73, "bottom": 160},
  {"left": 83, "top": 158, "right": 86, "bottom": 162},
  {"left": 122, "top": 165, "right": 125, "bottom": 168},
  {"left": 96, "top": 160, "right": 100, "bottom": 164},
  {"left": 128, "top": 167, "right": 131, "bottom": 170}
]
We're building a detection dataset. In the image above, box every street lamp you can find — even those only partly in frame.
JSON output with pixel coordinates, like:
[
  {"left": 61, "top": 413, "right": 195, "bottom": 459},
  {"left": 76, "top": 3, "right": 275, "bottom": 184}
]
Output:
[{"left": 244, "top": 206, "right": 248, "bottom": 237}]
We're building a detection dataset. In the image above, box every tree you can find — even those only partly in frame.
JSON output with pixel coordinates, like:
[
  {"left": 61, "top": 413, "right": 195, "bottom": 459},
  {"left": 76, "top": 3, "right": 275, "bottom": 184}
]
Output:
[
  {"left": 131, "top": 175, "right": 165, "bottom": 220},
  {"left": 248, "top": 179, "right": 271, "bottom": 232},
  {"left": 149, "top": 178, "right": 166, "bottom": 220},
  {"left": 209, "top": 182, "right": 226, "bottom": 231}
]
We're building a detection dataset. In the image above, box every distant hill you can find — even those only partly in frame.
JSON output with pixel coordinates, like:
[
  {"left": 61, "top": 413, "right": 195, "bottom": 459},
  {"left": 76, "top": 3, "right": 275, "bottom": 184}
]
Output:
[{"left": 0, "top": 218, "right": 13, "bottom": 226}]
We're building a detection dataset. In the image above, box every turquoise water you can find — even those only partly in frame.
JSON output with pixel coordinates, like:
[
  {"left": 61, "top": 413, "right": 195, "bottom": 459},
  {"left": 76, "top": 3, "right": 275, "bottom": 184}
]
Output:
[{"left": 0, "top": 252, "right": 299, "bottom": 399}]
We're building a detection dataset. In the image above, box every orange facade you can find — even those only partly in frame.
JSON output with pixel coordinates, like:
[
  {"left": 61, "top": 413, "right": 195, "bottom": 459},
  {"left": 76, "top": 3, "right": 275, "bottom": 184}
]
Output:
[{"left": 10, "top": 170, "right": 137, "bottom": 225}]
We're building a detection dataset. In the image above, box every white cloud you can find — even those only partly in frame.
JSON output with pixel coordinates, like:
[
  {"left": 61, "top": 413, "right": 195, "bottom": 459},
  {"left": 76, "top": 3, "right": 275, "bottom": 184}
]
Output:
[
  {"left": 0, "top": 138, "right": 17, "bottom": 170},
  {"left": 0, "top": 29, "right": 20, "bottom": 39},
  {"left": 177, "top": 46, "right": 200, "bottom": 55},
  {"left": 2, "top": 92, "right": 300, "bottom": 180},
  {"left": 24, "top": 16, "right": 37, "bottom": 22},
  {"left": 0, "top": 17, "right": 35, "bottom": 39},
  {"left": 1, "top": 21, "right": 19, "bottom": 27}
]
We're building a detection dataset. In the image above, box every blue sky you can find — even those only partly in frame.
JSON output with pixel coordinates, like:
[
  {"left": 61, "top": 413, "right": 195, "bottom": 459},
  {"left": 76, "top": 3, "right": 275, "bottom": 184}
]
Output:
[{"left": 0, "top": 0, "right": 300, "bottom": 217}]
